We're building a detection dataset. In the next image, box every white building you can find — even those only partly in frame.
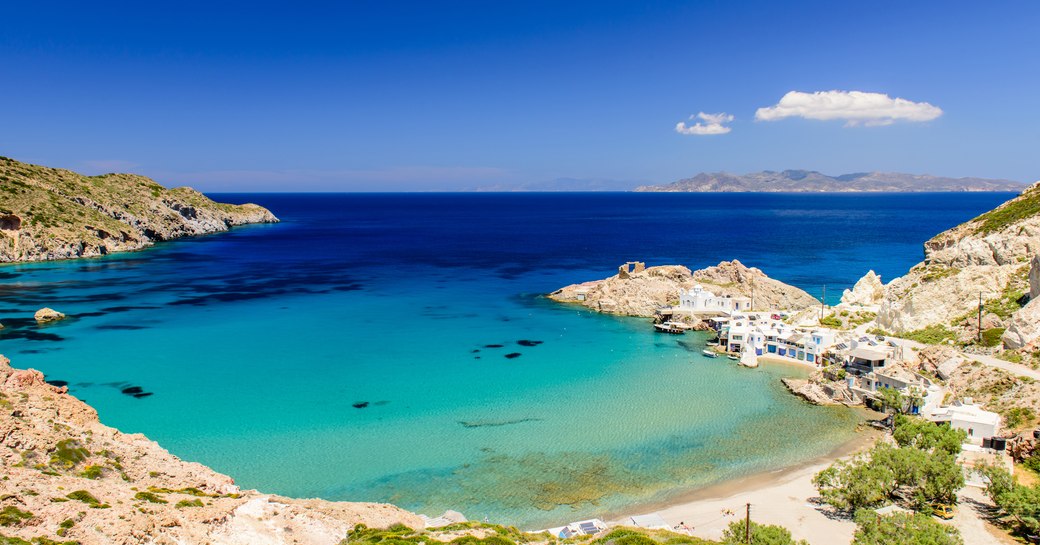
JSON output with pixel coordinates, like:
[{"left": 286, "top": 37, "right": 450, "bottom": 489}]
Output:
[
  {"left": 677, "top": 285, "right": 752, "bottom": 315},
  {"left": 716, "top": 312, "right": 838, "bottom": 364},
  {"left": 927, "top": 400, "right": 1002, "bottom": 444}
]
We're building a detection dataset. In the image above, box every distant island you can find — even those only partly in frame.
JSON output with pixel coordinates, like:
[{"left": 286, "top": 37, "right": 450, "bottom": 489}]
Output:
[{"left": 635, "top": 170, "right": 1024, "bottom": 193}]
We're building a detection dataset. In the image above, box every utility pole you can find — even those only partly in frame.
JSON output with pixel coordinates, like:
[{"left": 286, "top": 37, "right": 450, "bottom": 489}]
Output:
[
  {"left": 978, "top": 292, "right": 983, "bottom": 343},
  {"left": 820, "top": 285, "right": 827, "bottom": 320},
  {"left": 745, "top": 502, "right": 752, "bottom": 544}
]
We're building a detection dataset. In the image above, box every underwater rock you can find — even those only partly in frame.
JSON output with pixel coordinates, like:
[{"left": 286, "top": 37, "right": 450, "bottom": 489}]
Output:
[
  {"left": 517, "top": 340, "right": 543, "bottom": 347},
  {"left": 352, "top": 401, "right": 370, "bottom": 409},
  {"left": 504, "top": 352, "right": 522, "bottom": 359},
  {"left": 121, "top": 386, "right": 144, "bottom": 395},
  {"left": 484, "top": 344, "right": 504, "bottom": 348},
  {"left": 46, "top": 380, "right": 68, "bottom": 388},
  {"left": 34, "top": 307, "right": 67, "bottom": 323},
  {"left": 133, "top": 392, "right": 153, "bottom": 399},
  {"left": 459, "top": 417, "right": 542, "bottom": 428}
]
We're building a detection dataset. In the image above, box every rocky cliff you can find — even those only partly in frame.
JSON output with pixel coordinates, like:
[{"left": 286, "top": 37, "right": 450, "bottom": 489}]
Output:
[
  {"left": 0, "top": 355, "right": 421, "bottom": 545},
  {"left": 877, "top": 182, "right": 1040, "bottom": 340},
  {"left": 548, "top": 260, "right": 819, "bottom": 317},
  {"left": 0, "top": 156, "right": 278, "bottom": 263}
]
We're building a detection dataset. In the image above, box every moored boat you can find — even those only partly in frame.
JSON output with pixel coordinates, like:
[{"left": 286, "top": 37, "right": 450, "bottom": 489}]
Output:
[
  {"left": 701, "top": 349, "right": 719, "bottom": 358},
  {"left": 653, "top": 321, "right": 686, "bottom": 334}
]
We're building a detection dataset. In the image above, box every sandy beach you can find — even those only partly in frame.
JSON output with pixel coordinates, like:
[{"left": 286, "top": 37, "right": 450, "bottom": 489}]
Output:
[{"left": 609, "top": 429, "right": 881, "bottom": 545}]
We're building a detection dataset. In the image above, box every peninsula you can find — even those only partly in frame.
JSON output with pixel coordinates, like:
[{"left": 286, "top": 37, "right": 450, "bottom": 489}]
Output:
[
  {"left": 0, "top": 157, "right": 278, "bottom": 263},
  {"left": 635, "top": 170, "right": 1023, "bottom": 193}
]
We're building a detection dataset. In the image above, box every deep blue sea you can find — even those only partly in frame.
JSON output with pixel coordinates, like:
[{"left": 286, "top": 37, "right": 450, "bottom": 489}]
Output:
[{"left": 0, "top": 192, "right": 1014, "bottom": 528}]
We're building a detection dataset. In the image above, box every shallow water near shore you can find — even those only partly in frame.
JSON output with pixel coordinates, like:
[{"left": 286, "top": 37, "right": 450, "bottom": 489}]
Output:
[{"left": 0, "top": 192, "right": 1012, "bottom": 528}]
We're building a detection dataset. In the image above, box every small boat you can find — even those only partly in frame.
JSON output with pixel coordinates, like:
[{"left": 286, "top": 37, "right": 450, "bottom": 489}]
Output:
[
  {"left": 701, "top": 349, "right": 719, "bottom": 358},
  {"left": 727, "top": 354, "right": 739, "bottom": 361},
  {"left": 653, "top": 321, "right": 686, "bottom": 334}
]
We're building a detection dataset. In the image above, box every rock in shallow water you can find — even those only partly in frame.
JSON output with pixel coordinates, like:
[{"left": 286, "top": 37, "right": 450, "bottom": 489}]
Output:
[
  {"left": 34, "top": 307, "right": 67, "bottom": 323},
  {"left": 504, "top": 353, "right": 522, "bottom": 359}
]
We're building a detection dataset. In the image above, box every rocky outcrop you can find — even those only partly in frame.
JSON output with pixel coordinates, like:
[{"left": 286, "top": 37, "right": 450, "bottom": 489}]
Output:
[
  {"left": 840, "top": 271, "right": 884, "bottom": 306},
  {"left": 780, "top": 378, "right": 856, "bottom": 406},
  {"left": 0, "top": 156, "right": 278, "bottom": 263},
  {"left": 1003, "top": 298, "right": 1040, "bottom": 350},
  {"left": 33, "top": 307, "right": 66, "bottom": 323},
  {"left": 692, "top": 260, "right": 820, "bottom": 310},
  {"left": 548, "top": 260, "right": 818, "bottom": 317},
  {"left": 913, "top": 345, "right": 964, "bottom": 380},
  {"left": 0, "top": 355, "right": 421, "bottom": 545},
  {"left": 877, "top": 264, "right": 1023, "bottom": 333},
  {"left": 549, "top": 265, "right": 692, "bottom": 317},
  {"left": 877, "top": 183, "right": 1040, "bottom": 335}
]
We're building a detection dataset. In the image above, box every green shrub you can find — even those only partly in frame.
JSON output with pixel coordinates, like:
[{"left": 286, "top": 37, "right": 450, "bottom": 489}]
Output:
[
  {"left": 851, "top": 510, "right": 962, "bottom": 545},
  {"left": 79, "top": 465, "right": 103, "bottom": 480},
  {"left": 0, "top": 506, "right": 33, "bottom": 527},
  {"left": 175, "top": 499, "right": 204, "bottom": 508},
  {"left": 1004, "top": 407, "right": 1036, "bottom": 429},
  {"left": 722, "top": 520, "right": 807, "bottom": 544},
  {"left": 974, "top": 187, "right": 1040, "bottom": 235},
  {"left": 49, "top": 440, "right": 89, "bottom": 469},
  {"left": 65, "top": 490, "right": 107, "bottom": 509},
  {"left": 980, "top": 327, "right": 1006, "bottom": 347},
  {"left": 56, "top": 518, "right": 75, "bottom": 536},
  {"left": 819, "top": 315, "right": 843, "bottom": 328},
  {"left": 901, "top": 324, "right": 956, "bottom": 345},
  {"left": 133, "top": 491, "right": 167, "bottom": 504}
]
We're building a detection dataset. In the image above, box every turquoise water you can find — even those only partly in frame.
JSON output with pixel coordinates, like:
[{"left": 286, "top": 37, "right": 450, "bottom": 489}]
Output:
[{"left": 0, "top": 192, "right": 1013, "bottom": 528}]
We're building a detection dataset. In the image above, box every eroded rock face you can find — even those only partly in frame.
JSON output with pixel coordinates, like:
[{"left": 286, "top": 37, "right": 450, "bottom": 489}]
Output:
[
  {"left": 840, "top": 270, "right": 884, "bottom": 306},
  {"left": 1003, "top": 298, "right": 1040, "bottom": 350},
  {"left": 878, "top": 265, "right": 1019, "bottom": 333},
  {"left": 877, "top": 184, "right": 1040, "bottom": 334},
  {"left": 548, "top": 260, "right": 818, "bottom": 317},
  {"left": 33, "top": 307, "right": 66, "bottom": 323},
  {"left": 0, "top": 354, "right": 422, "bottom": 545}
]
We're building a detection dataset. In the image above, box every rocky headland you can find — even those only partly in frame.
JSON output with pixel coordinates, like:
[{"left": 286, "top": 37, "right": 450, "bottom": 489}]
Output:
[
  {"left": 547, "top": 260, "right": 819, "bottom": 318},
  {"left": 0, "top": 354, "right": 422, "bottom": 545},
  {"left": 875, "top": 181, "right": 1040, "bottom": 349},
  {"left": 0, "top": 156, "right": 278, "bottom": 263}
]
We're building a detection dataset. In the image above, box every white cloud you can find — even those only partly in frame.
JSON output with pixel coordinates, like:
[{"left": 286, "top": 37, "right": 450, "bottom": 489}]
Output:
[
  {"left": 675, "top": 112, "right": 734, "bottom": 135},
  {"left": 754, "top": 90, "right": 942, "bottom": 126}
]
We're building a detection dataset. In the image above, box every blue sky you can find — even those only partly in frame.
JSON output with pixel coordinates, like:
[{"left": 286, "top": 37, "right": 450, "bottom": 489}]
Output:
[{"left": 1, "top": 1, "right": 1038, "bottom": 191}]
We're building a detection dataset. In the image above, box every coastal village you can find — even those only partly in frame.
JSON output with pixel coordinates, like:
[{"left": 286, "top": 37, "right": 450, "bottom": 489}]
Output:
[
  {"left": 3, "top": 157, "right": 1040, "bottom": 545},
  {"left": 545, "top": 182, "right": 1040, "bottom": 545}
]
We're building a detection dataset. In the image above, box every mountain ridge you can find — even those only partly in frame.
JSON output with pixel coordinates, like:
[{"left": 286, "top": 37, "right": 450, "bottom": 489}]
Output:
[{"left": 636, "top": 170, "right": 1024, "bottom": 193}]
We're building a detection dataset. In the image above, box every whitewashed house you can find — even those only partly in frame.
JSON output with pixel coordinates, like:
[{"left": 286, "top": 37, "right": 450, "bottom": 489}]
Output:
[
  {"left": 927, "top": 400, "right": 1002, "bottom": 444},
  {"left": 677, "top": 285, "right": 752, "bottom": 315}
]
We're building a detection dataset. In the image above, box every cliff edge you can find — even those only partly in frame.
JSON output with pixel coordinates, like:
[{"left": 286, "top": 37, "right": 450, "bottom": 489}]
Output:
[
  {"left": 877, "top": 182, "right": 1040, "bottom": 341},
  {"left": 0, "top": 354, "right": 421, "bottom": 545},
  {"left": 0, "top": 156, "right": 278, "bottom": 263}
]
